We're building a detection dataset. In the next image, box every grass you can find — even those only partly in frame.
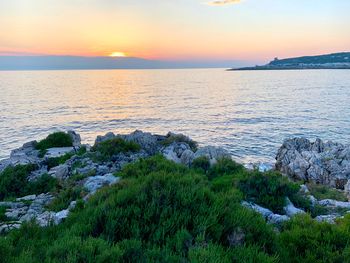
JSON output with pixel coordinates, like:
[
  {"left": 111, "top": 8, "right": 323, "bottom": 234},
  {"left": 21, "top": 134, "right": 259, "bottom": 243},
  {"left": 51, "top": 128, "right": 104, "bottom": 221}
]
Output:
[
  {"left": 307, "top": 183, "right": 348, "bottom": 202},
  {"left": 91, "top": 137, "right": 141, "bottom": 162},
  {"left": 1, "top": 155, "right": 350, "bottom": 262}
]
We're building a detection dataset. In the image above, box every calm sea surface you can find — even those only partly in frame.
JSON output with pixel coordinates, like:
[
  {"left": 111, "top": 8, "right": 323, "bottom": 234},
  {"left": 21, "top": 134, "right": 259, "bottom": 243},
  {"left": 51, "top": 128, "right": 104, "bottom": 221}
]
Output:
[{"left": 0, "top": 69, "right": 349, "bottom": 165}]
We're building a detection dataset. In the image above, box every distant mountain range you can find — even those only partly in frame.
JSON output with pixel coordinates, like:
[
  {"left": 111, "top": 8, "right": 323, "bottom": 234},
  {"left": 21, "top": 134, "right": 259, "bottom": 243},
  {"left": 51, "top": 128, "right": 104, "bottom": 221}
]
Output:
[
  {"left": 0, "top": 56, "right": 249, "bottom": 70},
  {"left": 231, "top": 52, "right": 350, "bottom": 70}
]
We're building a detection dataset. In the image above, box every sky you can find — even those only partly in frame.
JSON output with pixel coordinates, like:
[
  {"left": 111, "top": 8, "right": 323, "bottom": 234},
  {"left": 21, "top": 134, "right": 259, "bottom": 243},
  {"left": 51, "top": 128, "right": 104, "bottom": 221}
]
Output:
[{"left": 0, "top": 0, "right": 349, "bottom": 63}]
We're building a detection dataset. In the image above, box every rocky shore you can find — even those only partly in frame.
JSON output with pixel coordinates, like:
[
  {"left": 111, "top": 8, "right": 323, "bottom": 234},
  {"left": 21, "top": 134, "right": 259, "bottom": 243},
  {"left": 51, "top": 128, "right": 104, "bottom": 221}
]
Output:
[{"left": 1, "top": 130, "right": 349, "bottom": 233}]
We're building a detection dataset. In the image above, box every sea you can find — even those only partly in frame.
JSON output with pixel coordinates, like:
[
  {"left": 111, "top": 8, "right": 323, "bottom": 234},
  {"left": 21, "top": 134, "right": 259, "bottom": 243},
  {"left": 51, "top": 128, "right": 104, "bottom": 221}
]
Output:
[{"left": 1, "top": 68, "right": 349, "bottom": 167}]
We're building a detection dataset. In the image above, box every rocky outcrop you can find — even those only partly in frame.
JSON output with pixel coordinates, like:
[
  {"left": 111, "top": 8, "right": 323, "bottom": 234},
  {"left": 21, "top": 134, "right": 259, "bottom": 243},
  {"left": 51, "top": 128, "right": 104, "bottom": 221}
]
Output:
[
  {"left": 84, "top": 173, "right": 120, "bottom": 194},
  {"left": 283, "top": 198, "right": 305, "bottom": 217},
  {"left": 194, "top": 146, "right": 231, "bottom": 165},
  {"left": 242, "top": 201, "right": 289, "bottom": 225},
  {"left": 276, "top": 138, "right": 350, "bottom": 189},
  {"left": 162, "top": 142, "right": 193, "bottom": 165},
  {"left": 0, "top": 141, "right": 40, "bottom": 173}
]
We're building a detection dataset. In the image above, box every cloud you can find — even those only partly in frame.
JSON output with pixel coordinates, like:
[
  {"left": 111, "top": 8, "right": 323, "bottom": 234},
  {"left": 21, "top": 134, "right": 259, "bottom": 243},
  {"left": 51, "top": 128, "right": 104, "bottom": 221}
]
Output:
[{"left": 207, "top": 0, "right": 241, "bottom": 6}]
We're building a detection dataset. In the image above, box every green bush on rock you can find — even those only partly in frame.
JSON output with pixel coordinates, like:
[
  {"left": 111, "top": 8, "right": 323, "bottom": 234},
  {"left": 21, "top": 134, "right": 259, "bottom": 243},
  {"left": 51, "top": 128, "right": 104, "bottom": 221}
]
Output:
[
  {"left": 238, "top": 171, "right": 300, "bottom": 214},
  {"left": 36, "top": 131, "right": 73, "bottom": 151},
  {"left": 91, "top": 137, "right": 141, "bottom": 161},
  {"left": 0, "top": 164, "right": 58, "bottom": 201}
]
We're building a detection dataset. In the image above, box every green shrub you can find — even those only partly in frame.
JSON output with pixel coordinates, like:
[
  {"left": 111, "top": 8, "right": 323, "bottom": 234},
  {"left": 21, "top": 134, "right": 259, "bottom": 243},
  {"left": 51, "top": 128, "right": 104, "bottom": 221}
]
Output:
[
  {"left": 45, "top": 152, "right": 74, "bottom": 169},
  {"left": 47, "top": 186, "right": 87, "bottom": 212},
  {"left": 76, "top": 146, "right": 87, "bottom": 156},
  {"left": 0, "top": 206, "right": 8, "bottom": 221},
  {"left": 36, "top": 132, "right": 73, "bottom": 151},
  {"left": 0, "top": 165, "right": 58, "bottom": 202},
  {"left": 2, "top": 155, "right": 350, "bottom": 262},
  {"left": 307, "top": 183, "right": 347, "bottom": 202},
  {"left": 162, "top": 133, "right": 198, "bottom": 152},
  {"left": 118, "top": 154, "right": 188, "bottom": 179},
  {"left": 278, "top": 214, "right": 350, "bottom": 263},
  {"left": 91, "top": 137, "right": 141, "bottom": 162},
  {"left": 238, "top": 171, "right": 299, "bottom": 214},
  {"left": 0, "top": 164, "right": 35, "bottom": 201},
  {"left": 208, "top": 157, "right": 244, "bottom": 180},
  {"left": 27, "top": 174, "right": 59, "bottom": 195},
  {"left": 191, "top": 156, "right": 210, "bottom": 173}
]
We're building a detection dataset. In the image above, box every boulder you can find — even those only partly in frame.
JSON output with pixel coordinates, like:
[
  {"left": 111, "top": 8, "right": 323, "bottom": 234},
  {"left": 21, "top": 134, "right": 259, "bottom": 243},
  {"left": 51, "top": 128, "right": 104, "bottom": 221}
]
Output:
[
  {"left": 67, "top": 130, "right": 81, "bottom": 147},
  {"left": 315, "top": 214, "right": 343, "bottom": 224},
  {"left": 0, "top": 140, "right": 40, "bottom": 172},
  {"left": 241, "top": 201, "right": 289, "bottom": 225},
  {"left": 122, "top": 130, "right": 164, "bottom": 155},
  {"left": 180, "top": 149, "right": 195, "bottom": 166},
  {"left": 95, "top": 132, "right": 115, "bottom": 145},
  {"left": 162, "top": 142, "right": 192, "bottom": 164},
  {"left": 0, "top": 222, "right": 21, "bottom": 234},
  {"left": 283, "top": 198, "right": 305, "bottom": 217},
  {"left": 317, "top": 199, "right": 350, "bottom": 209},
  {"left": 194, "top": 146, "right": 231, "bottom": 165},
  {"left": 84, "top": 173, "right": 120, "bottom": 194},
  {"left": 344, "top": 179, "right": 350, "bottom": 200},
  {"left": 54, "top": 209, "right": 70, "bottom": 224},
  {"left": 276, "top": 138, "right": 350, "bottom": 188},
  {"left": 49, "top": 164, "right": 70, "bottom": 179}
]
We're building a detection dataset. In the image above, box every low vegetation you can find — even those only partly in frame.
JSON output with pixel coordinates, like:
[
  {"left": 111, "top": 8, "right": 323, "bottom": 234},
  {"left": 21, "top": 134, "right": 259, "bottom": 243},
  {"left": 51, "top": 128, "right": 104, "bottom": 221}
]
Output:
[
  {"left": 0, "top": 165, "right": 58, "bottom": 201},
  {"left": 91, "top": 137, "right": 141, "bottom": 162},
  {"left": 45, "top": 152, "right": 74, "bottom": 169},
  {"left": 307, "top": 183, "right": 348, "bottom": 202},
  {"left": 35, "top": 132, "right": 73, "bottom": 157},
  {"left": 238, "top": 171, "right": 299, "bottom": 214},
  {"left": 1, "top": 155, "right": 350, "bottom": 262}
]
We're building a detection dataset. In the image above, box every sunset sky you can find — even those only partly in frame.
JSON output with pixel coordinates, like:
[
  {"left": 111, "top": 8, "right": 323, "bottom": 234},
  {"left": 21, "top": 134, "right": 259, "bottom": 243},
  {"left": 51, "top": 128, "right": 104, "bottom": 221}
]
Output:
[{"left": 0, "top": 0, "right": 349, "bottom": 63}]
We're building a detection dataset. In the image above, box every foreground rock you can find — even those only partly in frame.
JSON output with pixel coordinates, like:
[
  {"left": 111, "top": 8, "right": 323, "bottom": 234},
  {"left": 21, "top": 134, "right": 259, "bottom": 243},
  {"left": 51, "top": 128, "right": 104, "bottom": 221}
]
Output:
[
  {"left": 276, "top": 138, "right": 350, "bottom": 190},
  {"left": 242, "top": 201, "right": 289, "bottom": 225}
]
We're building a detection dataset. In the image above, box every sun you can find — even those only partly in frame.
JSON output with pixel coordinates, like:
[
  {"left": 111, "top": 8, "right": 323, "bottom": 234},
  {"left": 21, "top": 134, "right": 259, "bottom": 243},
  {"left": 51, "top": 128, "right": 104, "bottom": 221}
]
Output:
[{"left": 109, "top": 52, "right": 126, "bottom": 57}]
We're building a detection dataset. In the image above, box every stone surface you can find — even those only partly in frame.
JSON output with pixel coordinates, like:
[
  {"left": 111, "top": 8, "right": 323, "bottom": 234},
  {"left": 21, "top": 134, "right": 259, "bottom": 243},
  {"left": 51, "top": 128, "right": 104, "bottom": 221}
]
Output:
[
  {"left": 317, "top": 199, "right": 350, "bottom": 209},
  {"left": 194, "top": 146, "right": 231, "bottom": 165},
  {"left": 162, "top": 142, "right": 192, "bottom": 164},
  {"left": 241, "top": 201, "right": 289, "bottom": 224},
  {"left": 16, "top": 194, "right": 37, "bottom": 202},
  {"left": 0, "top": 222, "right": 21, "bottom": 234},
  {"left": 49, "top": 164, "right": 70, "bottom": 179},
  {"left": 44, "top": 147, "right": 75, "bottom": 158},
  {"left": 84, "top": 173, "right": 120, "bottom": 193},
  {"left": 276, "top": 138, "right": 350, "bottom": 188},
  {"left": 122, "top": 130, "right": 164, "bottom": 155},
  {"left": 344, "top": 179, "right": 350, "bottom": 200},
  {"left": 283, "top": 198, "right": 305, "bottom": 217},
  {"left": 0, "top": 140, "right": 40, "bottom": 172},
  {"left": 315, "top": 214, "right": 343, "bottom": 224},
  {"left": 95, "top": 132, "right": 115, "bottom": 145},
  {"left": 68, "top": 130, "right": 81, "bottom": 147}
]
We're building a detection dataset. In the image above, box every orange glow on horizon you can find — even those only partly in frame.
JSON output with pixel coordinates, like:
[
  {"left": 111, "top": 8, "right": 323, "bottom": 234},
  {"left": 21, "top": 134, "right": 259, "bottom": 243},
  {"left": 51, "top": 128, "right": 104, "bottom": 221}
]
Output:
[{"left": 109, "top": 52, "right": 126, "bottom": 57}]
